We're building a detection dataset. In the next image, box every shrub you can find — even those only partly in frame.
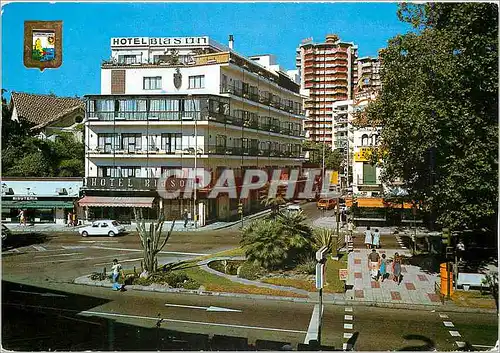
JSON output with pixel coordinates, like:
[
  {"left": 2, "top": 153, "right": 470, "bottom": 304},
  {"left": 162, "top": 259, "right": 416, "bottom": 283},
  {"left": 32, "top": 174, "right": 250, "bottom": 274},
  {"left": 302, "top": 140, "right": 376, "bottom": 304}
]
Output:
[
  {"left": 238, "top": 261, "right": 264, "bottom": 280},
  {"left": 89, "top": 272, "right": 108, "bottom": 281},
  {"left": 182, "top": 279, "right": 201, "bottom": 290},
  {"left": 132, "top": 276, "right": 153, "bottom": 286},
  {"left": 208, "top": 260, "right": 242, "bottom": 275},
  {"left": 296, "top": 257, "right": 317, "bottom": 275}
]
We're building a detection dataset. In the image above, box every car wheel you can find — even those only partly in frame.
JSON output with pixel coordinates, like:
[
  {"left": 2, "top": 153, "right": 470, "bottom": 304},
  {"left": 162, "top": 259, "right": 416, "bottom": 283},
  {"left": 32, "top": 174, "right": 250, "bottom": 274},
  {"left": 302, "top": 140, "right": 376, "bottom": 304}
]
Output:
[
  {"left": 81, "top": 231, "right": 88, "bottom": 237},
  {"left": 108, "top": 231, "right": 115, "bottom": 237}
]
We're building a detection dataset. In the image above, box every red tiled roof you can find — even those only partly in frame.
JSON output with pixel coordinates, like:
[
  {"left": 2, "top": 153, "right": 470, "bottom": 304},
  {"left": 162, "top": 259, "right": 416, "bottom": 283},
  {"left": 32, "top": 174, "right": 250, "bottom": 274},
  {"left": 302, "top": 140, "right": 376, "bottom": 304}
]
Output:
[{"left": 10, "top": 92, "right": 84, "bottom": 129}]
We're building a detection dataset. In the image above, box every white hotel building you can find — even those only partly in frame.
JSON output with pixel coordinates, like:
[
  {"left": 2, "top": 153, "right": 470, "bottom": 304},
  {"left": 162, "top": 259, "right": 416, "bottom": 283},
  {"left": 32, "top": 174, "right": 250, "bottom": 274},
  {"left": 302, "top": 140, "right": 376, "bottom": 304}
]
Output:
[{"left": 80, "top": 36, "right": 306, "bottom": 225}]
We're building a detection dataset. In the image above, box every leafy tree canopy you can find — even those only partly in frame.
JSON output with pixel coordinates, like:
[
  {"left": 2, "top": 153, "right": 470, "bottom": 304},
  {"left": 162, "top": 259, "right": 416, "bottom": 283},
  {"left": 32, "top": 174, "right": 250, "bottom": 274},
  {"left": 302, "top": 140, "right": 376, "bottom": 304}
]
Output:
[
  {"left": 365, "top": 3, "right": 498, "bottom": 231},
  {"left": 303, "top": 140, "right": 344, "bottom": 171}
]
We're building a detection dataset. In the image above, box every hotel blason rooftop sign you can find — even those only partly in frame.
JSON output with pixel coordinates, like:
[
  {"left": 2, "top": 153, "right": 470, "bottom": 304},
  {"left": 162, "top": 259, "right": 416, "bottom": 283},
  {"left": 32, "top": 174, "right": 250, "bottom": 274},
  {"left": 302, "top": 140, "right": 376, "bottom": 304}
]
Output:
[
  {"left": 111, "top": 36, "right": 209, "bottom": 47},
  {"left": 84, "top": 177, "right": 191, "bottom": 191}
]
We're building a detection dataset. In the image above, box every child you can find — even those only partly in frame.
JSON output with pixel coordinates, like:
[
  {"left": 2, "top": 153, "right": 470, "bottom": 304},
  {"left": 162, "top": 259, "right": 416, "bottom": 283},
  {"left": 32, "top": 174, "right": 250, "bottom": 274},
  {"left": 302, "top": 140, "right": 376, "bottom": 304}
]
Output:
[
  {"left": 379, "top": 253, "right": 388, "bottom": 282},
  {"left": 392, "top": 253, "right": 402, "bottom": 285}
]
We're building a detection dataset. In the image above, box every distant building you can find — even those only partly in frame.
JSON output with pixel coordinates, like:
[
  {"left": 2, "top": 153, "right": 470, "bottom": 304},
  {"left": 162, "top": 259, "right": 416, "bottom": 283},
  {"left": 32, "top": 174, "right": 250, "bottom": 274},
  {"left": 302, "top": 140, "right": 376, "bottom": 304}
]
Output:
[
  {"left": 1, "top": 177, "right": 83, "bottom": 224},
  {"left": 296, "top": 34, "right": 358, "bottom": 145},
  {"left": 10, "top": 92, "right": 85, "bottom": 142}
]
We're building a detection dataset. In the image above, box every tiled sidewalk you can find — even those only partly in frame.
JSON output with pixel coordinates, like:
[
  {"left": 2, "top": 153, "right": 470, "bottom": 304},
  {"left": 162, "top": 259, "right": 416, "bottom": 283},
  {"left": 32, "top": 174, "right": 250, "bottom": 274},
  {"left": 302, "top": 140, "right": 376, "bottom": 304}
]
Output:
[{"left": 346, "top": 248, "right": 442, "bottom": 306}]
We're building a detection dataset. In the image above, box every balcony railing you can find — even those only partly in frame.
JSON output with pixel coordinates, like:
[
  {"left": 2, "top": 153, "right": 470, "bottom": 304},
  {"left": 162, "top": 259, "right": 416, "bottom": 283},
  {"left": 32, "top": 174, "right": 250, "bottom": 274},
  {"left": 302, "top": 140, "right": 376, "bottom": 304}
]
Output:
[
  {"left": 357, "top": 176, "right": 378, "bottom": 186},
  {"left": 87, "top": 110, "right": 304, "bottom": 137},
  {"left": 220, "top": 86, "right": 304, "bottom": 116}
]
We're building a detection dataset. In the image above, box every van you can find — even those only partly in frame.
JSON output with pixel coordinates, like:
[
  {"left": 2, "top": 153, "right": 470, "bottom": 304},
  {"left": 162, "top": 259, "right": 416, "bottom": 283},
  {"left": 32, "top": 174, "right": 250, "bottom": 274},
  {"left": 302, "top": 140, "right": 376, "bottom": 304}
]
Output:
[{"left": 317, "top": 198, "right": 336, "bottom": 210}]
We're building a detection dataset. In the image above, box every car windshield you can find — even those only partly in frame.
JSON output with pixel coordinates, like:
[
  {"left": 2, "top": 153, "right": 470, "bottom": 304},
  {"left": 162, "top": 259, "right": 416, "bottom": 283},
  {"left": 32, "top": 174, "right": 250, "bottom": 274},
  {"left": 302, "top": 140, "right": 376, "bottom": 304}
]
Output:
[
  {"left": 319, "top": 199, "right": 327, "bottom": 203},
  {"left": 112, "top": 221, "right": 119, "bottom": 226}
]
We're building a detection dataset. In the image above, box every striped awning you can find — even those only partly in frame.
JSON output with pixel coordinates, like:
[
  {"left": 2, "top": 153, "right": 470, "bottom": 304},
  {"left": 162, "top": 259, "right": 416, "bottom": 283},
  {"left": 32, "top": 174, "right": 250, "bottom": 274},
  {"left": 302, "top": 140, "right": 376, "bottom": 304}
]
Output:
[{"left": 78, "top": 196, "right": 155, "bottom": 208}]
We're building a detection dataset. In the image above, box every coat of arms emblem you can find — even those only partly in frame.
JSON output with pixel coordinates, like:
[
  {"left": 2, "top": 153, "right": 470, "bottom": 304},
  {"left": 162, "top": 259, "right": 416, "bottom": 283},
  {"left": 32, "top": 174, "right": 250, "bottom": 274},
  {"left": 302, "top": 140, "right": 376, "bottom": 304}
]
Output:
[
  {"left": 24, "top": 21, "right": 62, "bottom": 71},
  {"left": 173, "top": 68, "right": 182, "bottom": 89}
]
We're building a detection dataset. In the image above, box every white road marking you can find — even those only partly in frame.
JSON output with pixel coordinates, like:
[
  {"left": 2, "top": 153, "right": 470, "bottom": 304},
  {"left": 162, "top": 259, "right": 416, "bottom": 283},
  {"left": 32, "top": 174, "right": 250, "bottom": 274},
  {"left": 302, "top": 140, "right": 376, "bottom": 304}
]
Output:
[
  {"left": 60, "top": 315, "right": 102, "bottom": 326},
  {"left": 32, "top": 245, "right": 47, "bottom": 251},
  {"left": 439, "top": 313, "right": 449, "bottom": 318},
  {"left": 10, "top": 290, "right": 67, "bottom": 298},
  {"left": 449, "top": 330, "right": 461, "bottom": 337},
  {"left": 35, "top": 253, "right": 80, "bottom": 258},
  {"left": 62, "top": 246, "right": 87, "bottom": 250},
  {"left": 343, "top": 343, "right": 352, "bottom": 350},
  {"left": 344, "top": 307, "right": 353, "bottom": 312},
  {"left": 344, "top": 315, "right": 353, "bottom": 320},
  {"left": 471, "top": 344, "right": 494, "bottom": 348},
  {"left": 455, "top": 342, "right": 466, "bottom": 348},
  {"left": 344, "top": 323, "right": 353, "bottom": 329},
  {"left": 18, "top": 254, "right": 127, "bottom": 265},
  {"left": 443, "top": 321, "right": 454, "bottom": 327},
  {"left": 343, "top": 333, "right": 353, "bottom": 339},
  {"left": 165, "top": 303, "right": 242, "bottom": 312},
  {"left": 3, "top": 303, "right": 306, "bottom": 334},
  {"left": 91, "top": 246, "right": 208, "bottom": 256}
]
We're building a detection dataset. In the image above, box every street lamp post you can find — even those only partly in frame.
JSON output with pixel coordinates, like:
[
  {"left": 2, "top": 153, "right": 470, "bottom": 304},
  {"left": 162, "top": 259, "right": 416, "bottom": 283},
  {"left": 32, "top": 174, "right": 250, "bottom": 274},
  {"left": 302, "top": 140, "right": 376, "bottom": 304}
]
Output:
[{"left": 188, "top": 94, "right": 198, "bottom": 229}]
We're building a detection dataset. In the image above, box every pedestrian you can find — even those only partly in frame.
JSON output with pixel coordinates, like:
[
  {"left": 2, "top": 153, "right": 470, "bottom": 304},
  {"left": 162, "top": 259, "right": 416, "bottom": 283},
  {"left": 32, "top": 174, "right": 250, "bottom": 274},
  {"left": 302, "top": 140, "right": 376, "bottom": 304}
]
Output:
[
  {"left": 367, "top": 249, "right": 380, "bottom": 280},
  {"left": 364, "top": 226, "right": 372, "bottom": 249},
  {"left": 456, "top": 239, "right": 465, "bottom": 262},
  {"left": 392, "top": 252, "right": 402, "bottom": 285},
  {"left": 372, "top": 228, "right": 381, "bottom": 249},
  {"left": 67, "top": 212, "right": 72, "bottom": 227},
  {"left": 347, "top": 219, "right": 355, "bottom": 240},
  {"left": 72, "top": 212, "right": 77, "bottom": 226},
  {"left": 111, "top": 259, "right": 125, "bottom": 291},
  {"left": 379, "top": 253, "right": 388, "bottom": 282},
  {"left": 183, "top": 209, "right": 189, "bottom": 228},
  {"left": 18, "top": 209, "right": 25, "bottom": 226}
]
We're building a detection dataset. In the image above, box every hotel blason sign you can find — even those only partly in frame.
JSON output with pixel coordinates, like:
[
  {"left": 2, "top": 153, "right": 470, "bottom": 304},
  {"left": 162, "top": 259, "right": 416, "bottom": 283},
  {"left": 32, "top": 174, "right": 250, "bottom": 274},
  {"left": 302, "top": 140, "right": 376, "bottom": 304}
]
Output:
[
  {"left": 111, "top": 37, "right": 209, "bottom": 47},
  {"left": 85, "top": 177, "right": 191, "bottom": 191}
]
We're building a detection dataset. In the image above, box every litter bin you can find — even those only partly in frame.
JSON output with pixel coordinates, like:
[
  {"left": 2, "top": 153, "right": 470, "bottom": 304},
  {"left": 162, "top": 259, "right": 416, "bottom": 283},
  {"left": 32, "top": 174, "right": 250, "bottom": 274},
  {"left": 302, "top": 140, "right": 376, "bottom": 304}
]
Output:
[{"left": 440, "top": 262, "right": 453, "bottom": 296}]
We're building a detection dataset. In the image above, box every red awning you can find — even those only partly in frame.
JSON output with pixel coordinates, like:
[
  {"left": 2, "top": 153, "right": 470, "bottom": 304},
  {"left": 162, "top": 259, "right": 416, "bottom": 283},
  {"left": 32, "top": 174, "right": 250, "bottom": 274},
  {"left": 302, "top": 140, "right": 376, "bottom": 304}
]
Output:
[{"left": 78, "top": 196, "right": 155, "bottom": 208}]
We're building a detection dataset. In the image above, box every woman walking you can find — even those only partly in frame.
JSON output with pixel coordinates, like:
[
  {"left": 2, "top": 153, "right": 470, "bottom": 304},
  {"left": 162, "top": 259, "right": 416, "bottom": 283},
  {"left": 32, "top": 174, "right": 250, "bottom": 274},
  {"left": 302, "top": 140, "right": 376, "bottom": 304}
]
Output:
[
  {"left": 111, "top": 259, "right": 125, "bottom": 291},
  {"left": 372, "top": 228, "right": 381, "bottom": 249},
  {"left": 364, "top": 226, "right": 373, "bottom": 249},
  {"left": 392, "top": 252, "right": 402, "bottom": 285}
]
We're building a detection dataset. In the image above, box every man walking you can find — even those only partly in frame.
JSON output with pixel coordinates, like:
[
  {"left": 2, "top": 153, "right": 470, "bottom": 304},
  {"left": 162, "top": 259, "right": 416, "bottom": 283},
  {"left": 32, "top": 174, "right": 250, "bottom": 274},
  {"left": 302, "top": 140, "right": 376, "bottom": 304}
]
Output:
[
  {"left": 183, "top": 209, "right": 189, "bottom": 228},
  {"left": 368, "top": 249, "right": 381, "bottom": 280}
]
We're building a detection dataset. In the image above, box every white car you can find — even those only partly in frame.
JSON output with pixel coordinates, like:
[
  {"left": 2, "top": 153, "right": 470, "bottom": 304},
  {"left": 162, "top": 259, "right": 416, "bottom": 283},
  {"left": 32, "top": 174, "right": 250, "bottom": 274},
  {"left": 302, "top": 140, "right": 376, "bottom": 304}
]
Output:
[
  {"left": 78, "top": 220, "right": 126, "bottom": 237},
  {"left": 286, "top": 204, "right": 302, "bottom": 213}
]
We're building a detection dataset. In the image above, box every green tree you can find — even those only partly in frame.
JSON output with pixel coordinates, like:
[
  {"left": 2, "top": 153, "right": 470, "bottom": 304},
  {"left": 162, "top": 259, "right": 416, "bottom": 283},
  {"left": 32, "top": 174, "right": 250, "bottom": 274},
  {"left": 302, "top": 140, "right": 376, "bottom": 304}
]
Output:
[
  {"left": 365, "top": 3, "right": 498, "bottom": 231},
  {"left": 241, "top": 211, "right": 313, "bottom": 270},
  {"left": 303, "top": 140, "right": 343, "bottom": 171}
]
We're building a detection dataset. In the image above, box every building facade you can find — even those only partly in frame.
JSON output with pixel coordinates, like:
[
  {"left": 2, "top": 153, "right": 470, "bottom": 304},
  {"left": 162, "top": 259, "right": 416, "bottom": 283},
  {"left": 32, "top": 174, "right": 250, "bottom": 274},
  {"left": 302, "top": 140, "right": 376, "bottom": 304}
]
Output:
[
  {"left": 296, "top": 34, "right": 358, "bottom": 145},
  {"left": 81, "top": 36, "right": 306, "bottom": 225}
]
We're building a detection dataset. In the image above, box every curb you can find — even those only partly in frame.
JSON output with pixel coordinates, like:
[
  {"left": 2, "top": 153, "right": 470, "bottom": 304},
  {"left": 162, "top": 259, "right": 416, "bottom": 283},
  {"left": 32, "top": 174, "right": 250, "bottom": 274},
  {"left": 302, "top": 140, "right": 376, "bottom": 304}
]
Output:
[{"left": 72, "top": 274, "right": 497, "bottom": 314}]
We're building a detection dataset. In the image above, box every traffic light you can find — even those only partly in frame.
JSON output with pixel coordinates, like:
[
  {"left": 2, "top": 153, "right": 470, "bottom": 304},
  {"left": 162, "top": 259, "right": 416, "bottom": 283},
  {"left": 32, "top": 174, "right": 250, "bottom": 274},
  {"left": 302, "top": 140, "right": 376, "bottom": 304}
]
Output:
[{"left": 238, "top": 202, "right": 243, "bottom": 215}]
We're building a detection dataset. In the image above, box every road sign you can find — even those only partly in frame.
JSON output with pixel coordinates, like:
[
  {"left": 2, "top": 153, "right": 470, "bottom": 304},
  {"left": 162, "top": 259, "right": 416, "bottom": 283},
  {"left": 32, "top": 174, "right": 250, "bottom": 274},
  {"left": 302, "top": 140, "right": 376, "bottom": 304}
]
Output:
[
  {"left": 316, "top": 246, "right": 328, "bottom": 261},
  {"left": 339, "top": 269, "right": 348, "bottom": 281},
  {"left": 316, "top": 263, "right": 325, "bottom": 289}
]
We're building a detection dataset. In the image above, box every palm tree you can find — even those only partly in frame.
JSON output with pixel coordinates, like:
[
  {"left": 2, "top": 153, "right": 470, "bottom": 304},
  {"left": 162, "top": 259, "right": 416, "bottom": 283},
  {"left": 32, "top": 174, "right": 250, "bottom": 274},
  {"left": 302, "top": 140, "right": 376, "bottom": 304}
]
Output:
[
  {"left": 276, "top": 211, "right": 314, "bottom": 265},
  {"left": 241, "top": 219, "right": 288, "bottom": 270}
]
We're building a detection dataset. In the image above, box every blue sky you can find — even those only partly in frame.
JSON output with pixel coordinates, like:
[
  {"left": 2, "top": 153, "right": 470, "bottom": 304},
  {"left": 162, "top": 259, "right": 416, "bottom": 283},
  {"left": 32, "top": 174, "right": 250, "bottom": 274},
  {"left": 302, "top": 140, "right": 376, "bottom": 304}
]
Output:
[{"left": 2, "top": 2, "right": 411, "bottom": 98}]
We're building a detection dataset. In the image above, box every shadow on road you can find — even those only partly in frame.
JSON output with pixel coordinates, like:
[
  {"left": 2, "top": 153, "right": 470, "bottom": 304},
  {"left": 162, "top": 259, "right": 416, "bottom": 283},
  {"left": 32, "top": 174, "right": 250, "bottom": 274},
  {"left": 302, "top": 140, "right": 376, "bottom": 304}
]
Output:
[
  {"left": 2, "top": 232, "right": 50, "bottom": 251},
  {"left": 2, "top": 280, "right": 307, "bottom": 351},
  {"left": 398, "top": 334, "right": 435, "bottom": 351}
]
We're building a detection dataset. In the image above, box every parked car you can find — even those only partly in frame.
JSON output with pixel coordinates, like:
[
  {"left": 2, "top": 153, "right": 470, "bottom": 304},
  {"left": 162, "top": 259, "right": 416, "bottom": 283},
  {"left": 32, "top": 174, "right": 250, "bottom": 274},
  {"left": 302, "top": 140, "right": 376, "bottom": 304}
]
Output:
[
  {"left": 78, "top": 220, "right": 126, "bottom": 237},
  {"left": 317, "top": 198, "right": 336, "bottom": 210},
  {"left": 286, "top": 204, "right": 302, "bottom": 213},
  {"left": 2, "top": 224, "right": 12, "bottom": 242}
]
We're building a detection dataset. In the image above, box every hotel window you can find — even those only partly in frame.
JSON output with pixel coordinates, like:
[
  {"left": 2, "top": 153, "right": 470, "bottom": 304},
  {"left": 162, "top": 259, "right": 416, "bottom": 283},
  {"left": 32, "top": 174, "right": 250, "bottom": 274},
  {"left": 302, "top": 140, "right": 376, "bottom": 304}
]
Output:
[
  {"left": 97, "top": 133, "right": 119, "bottom": 153},
  {"left": 188, "top": 75, "right": 205, "bottom": 89},
  {"left": 118, "top": 55, "right": 137, "bottom": 64},
  {"left": 119, "top": 167, "right": 140, "bottom": 178},
  {"left": 117, "top": 99, "right": 147, "bottom": 120},
  {"left": 122, "top": 133, "right": 142, "bottom": 152},
  {"left": 143, "top": 76, "right": 162, "bottom": 90},
  {"left": 161, "top": 133, "right": 182, "bottom": 153}
]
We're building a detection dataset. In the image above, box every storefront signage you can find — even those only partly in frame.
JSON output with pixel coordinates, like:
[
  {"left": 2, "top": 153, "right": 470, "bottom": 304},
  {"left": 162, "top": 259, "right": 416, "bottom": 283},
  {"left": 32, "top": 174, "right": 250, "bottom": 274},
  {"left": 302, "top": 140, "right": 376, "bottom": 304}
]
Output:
[
  {"left": 84, "top": 177, "right": 193, "bottom": 191},
  {"left": 339, "top": 269, "right": 348, "bottom": 281},
  {"left": 111, "top": 36, "right": 209, "bottom": 47},
  {"left": 195, "top": 52, "right": 230, "bottom": 65},
  {"left": 12, "top": 196, "right": 38, "bottom": 201},
  {"left": 354, "top": 147, "right": 373, "bottom": 162}
]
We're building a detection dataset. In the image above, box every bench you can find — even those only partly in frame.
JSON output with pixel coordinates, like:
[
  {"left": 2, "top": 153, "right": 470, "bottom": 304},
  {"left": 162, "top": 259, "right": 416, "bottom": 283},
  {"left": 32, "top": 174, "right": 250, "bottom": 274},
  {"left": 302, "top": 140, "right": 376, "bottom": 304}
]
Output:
[{"left": 456, "top": 273, "right": 487, "bottom": 291}]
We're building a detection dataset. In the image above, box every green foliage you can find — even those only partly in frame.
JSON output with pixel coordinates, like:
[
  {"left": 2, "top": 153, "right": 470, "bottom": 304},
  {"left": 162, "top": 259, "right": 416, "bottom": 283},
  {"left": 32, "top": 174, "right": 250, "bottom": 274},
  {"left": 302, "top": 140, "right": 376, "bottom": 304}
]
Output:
[
  {"left": 240, "top": 212, "right": 313, "bottom": 270},
  {"left": 237, "top": 261, "right": 265, "bottom": 280},
  {"left": 295, "top": 257, "right": 316, "bottom": 275},
  {"left": 89, "top": 272, "right": 108, "bottom": 281},
  {"left": 313, "top": 228, "right": 335, "bottom": 252},
  {"left": 365, "top": 3, "right": 498, "bottom": 231},
  {"left": 303, "top": 140, "right": 343, "bottom": 171},
  {"left": 208, "top": 260, "right": 242, "bottom": 275},
  {"left": 1, "top": 91, "right": 85, "bottom": 177}
]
